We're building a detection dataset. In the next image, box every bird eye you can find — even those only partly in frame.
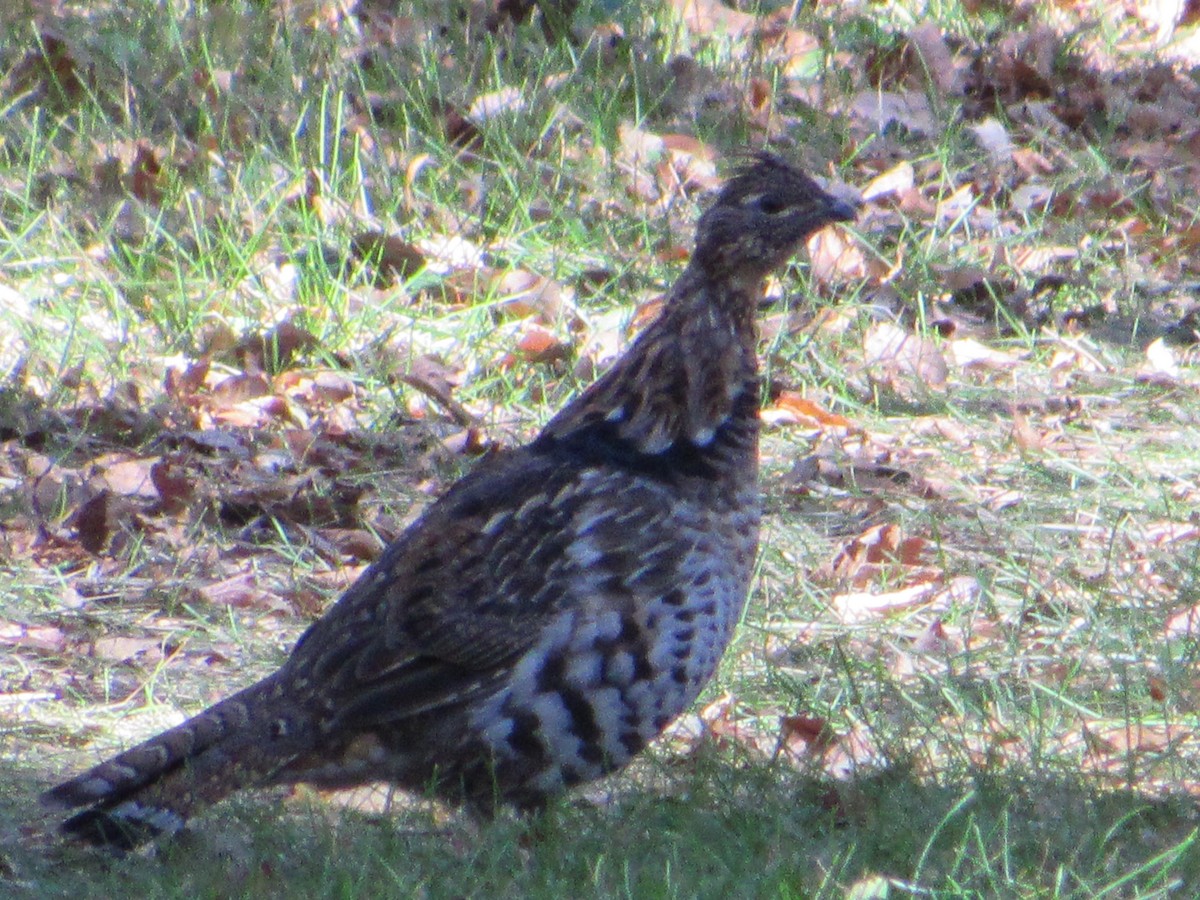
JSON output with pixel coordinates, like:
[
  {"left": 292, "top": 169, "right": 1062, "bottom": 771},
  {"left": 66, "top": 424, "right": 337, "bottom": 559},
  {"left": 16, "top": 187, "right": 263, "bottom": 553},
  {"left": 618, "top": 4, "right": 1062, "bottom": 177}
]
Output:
[{"left": 755, "top": 195, "right": 787, "bottom": 215}]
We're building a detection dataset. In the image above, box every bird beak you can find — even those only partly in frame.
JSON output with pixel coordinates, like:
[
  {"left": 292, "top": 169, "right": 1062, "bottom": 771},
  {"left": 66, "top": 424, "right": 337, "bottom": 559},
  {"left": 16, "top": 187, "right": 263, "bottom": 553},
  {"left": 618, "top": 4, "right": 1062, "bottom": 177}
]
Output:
[{"left": 826, "top": 195, "right": 860, "bottom": 224}]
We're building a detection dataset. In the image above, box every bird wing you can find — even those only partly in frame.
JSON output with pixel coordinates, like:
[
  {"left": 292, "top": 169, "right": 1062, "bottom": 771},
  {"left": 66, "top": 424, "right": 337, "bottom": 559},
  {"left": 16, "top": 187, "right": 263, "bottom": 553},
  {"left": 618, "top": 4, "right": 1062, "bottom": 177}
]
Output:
[{"left": 281, "top": 444, "right": 667, "bottom": 728}]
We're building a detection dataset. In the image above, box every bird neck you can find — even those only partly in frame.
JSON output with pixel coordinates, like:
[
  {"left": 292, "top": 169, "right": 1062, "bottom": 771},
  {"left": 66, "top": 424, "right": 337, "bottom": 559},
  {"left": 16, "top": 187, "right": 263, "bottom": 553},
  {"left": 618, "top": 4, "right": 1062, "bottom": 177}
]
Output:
[{"left": 536, "top": 264, "right": 762, "bottom": 464}]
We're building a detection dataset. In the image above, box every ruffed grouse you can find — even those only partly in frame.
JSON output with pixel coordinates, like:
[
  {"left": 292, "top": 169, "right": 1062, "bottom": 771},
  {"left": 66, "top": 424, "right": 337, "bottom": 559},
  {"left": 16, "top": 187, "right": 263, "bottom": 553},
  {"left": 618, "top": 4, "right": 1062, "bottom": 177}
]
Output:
[{"left": 42, "top": 153, "right": 857, "bottom": 849}]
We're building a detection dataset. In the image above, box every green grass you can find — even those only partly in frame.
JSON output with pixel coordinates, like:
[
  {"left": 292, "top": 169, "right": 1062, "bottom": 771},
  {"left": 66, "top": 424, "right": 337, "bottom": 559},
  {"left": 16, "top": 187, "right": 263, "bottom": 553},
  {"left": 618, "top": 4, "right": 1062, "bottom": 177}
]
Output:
[{"left": 3, "top": 0, "right": 1200, "bottom": 895}]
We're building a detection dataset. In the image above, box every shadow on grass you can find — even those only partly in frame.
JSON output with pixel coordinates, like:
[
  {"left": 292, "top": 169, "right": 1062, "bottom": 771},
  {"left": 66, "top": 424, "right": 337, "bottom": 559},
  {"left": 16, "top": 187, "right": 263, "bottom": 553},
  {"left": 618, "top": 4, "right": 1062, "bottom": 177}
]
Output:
[{"left": 4, "top": 757, "right": 1197, "bottom": 898}]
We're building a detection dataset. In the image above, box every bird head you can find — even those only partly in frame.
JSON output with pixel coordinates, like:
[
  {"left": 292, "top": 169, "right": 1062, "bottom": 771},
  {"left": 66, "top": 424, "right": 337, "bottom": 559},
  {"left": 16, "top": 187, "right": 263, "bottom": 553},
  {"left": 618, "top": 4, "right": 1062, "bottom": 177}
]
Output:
[{"left": 692, "top": 152, "right": 858, "bottom": 283}]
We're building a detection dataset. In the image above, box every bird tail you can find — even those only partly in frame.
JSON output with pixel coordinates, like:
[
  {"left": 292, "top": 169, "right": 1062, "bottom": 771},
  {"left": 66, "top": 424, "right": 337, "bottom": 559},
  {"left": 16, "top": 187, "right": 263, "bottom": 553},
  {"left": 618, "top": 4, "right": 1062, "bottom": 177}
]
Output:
[{"left": 41, "top": 675, "right": 305, "bottom": 850}]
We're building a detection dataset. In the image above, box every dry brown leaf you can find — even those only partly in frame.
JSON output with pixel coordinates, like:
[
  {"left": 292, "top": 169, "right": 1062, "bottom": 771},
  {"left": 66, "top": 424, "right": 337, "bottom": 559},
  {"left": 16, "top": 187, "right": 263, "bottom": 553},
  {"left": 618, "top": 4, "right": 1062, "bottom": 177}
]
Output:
[
  {"left": 969, "top": 117, "right": 1013, "bottom": 165},
  {"left": 467, "top": 85, "right": 524, "bottom": 121},
  {"left": 92, "top": 635, "right": 165, "bottom": 664},
  {"left": 829, "top": 522, "right": 930, "bottom": 589},
  {"left": 935, "top": 183, "right": 975, "bottom": 224},
  {"left": 95, "top": 456, "right": 159, "bottom": 499},
  {"left": 211, "top": 395, "right": 302, "bottom": 429},
  {"left": 760, "top": 392, "right": 856, "bottom": 431},
  {"left": 1008, "top": 405, "right": 1047, "bottom": 452},
  {"left": 275, "top": 370, "right": 357, "bottom": 407},
  {"left": 758, "top": 11, "right": 819, "bottom": 59},
  {"left": 234, "top": 320, "right": 318, "bottom": 374},
  {"left": 779, "top": 714, "right": 836, "bottom": 756},
  {"left": 314, "top": 528, "right": 383, "bottom": 563},
  {"left": 489, "top": 269, "right": 575, "bottom": 325},
  {"left": 1012, "top": 146, "right": 1055, "bottom": 176},
  {"left": 351, "top": 231, "right": 427, "bottom": 285},
  {"left": 1136, "top": 0, "right": 1192, "bottom": 40},
  {"left": 618, "top": 121, "right": 665, "bottom": 167},
  {"left": 1165, "top": 605, "right": 1200, "bottom": 638},
  {"left": 1148, "top": 675, "right": 1168, "bottom": 702},
  {"left": 208, "top": 372, "right": 272, "bottom": 406},
  {"left": 417, "top": 234, "right": 488, "bottom": 272},
  {"left": 863, "top": 321, "right": 948, "bottom": 392},
  {"left": 978, "top": 486, "right": 1023, "bottom": 512},
  {"left": 912, "top": 618, "right": 958, "bottom": 655},
  {"left": 150, "top": 459, "right": 195, "bottom": 513},
  {"left": 9, "top": 34, "right": 87, "bottom": 106},
  {"left": 896, "top": 186, "right": 938, "bottom": 219},
  {"left": 0, "top": 621, "right": 69, "bottom": 653},
  {"left": 659, "top": 133, "right": 715, "bottom": 159},
  {"left": 946, "top": 337, "right": 1021, "bottom": 370},
  {"left": 831, "top": 581, "right": 941, "bottom": 623},
  {"left": 286, "top": 168, "right": 333, "bottom": 223},
  {"left": 1144, "top": 521, "right": 1200, "bottom": 545},
  {"left": 907, "top": 23, "right": 960, "bottom": 95},
  {"left": 810, "top": 306, "right": 858, "bottom": 337},
  {"left": 442, "top": 426, "right": 490, "bottom": 456},
  {"left": 1138, "top": 337, "right": 1181, "bottom": 384},
  {"left": 813, "top": 724, "right": 886, "bottom": 778},
  {"left": 806, "top": 226, "right": 867, "bottom": 283},
  {"left": 1010, "top": 182, "right": 1054, "bottom": 214},
  {"left": 624, "top": 298, "right": 664, "bottom": 335},
  {"left": 850, "top": 90, "right": 936, "bottom": 137},
  {"left": 70, "top": 489, "right": 134, "bottom": 554},
  {"left": 1082, "top": 720, "right": 1190, "bottom": 771},
  {"left": 129, "top": 143, "right": 163, "bottom": 205},
  {"left": 178, "top": 429, "right": 251, "bottom": 457},
  {"left": 671, "top": 0, "right": 760, "bottom": 37},
  {"left": 436, "top": 100, "right": 482, "bottom": 150},
  {"left": 747, "top": 76, "right": 771, "bottom": 115},
  {"left": 658, "top": 135, "right": 720, "bottom": 194},
  {"left": 514, "top": 324, "right": 572, "bottom": 364},
  {"left": 1047, "top": 340, "right": 1105, "bottom": 377},
  {"left": 196, "top": 572, "right": 277, "bottom": 611},
  {"left": 911, "top": 415, "right": 971, "bottom": 446},
  {"left": 861, "top": 161, "right": 915, "bottom": 202},
  {"left": 399, "top": 361, "right": 475, "bottom": 428}
]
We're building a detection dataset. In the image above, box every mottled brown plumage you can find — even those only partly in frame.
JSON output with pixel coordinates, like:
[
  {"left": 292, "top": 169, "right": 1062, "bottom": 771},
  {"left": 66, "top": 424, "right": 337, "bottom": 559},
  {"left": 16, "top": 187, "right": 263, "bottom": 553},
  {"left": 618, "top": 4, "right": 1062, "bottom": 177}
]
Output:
[{"left": 42, "top": 153, "right": 856, "bottom": 850}]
